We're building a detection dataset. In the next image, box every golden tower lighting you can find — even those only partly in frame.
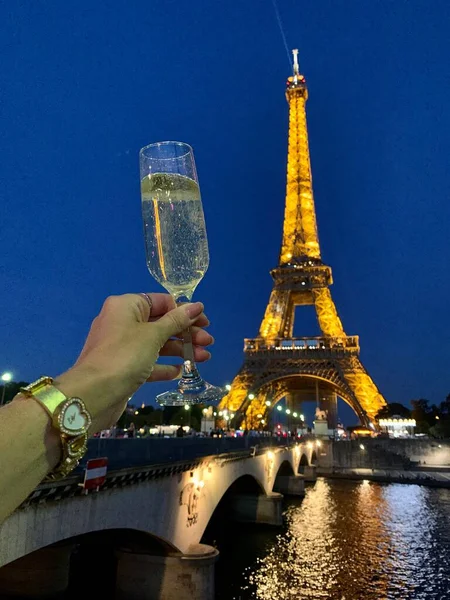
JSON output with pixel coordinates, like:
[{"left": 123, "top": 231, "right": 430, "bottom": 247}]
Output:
[{"left": 221, "top": 50, "right": 387, "bottom": 429}]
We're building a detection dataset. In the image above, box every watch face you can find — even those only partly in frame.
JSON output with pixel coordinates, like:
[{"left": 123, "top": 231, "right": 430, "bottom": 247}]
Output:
[{"left": 59, "top": 398, "right": 92, "bottom": 435}]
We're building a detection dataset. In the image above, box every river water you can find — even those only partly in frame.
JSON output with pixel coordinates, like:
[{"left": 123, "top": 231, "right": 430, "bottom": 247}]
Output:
[{"left": 215, "top": 479, "right": 450, "bottom": 600}]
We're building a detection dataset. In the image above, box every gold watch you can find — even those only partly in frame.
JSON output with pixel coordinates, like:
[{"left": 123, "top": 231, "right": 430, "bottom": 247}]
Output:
[{"left": 20, "top": 376, "right": 92, "bottom": 481}]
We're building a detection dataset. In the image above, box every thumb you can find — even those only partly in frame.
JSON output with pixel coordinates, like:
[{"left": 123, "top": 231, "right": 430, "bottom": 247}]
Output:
[{"left": 153, "top": 302, "right": 204, "bottom": 344}]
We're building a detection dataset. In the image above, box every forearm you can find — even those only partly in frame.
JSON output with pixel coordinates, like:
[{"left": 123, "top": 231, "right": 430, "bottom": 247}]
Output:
[
  {"left": 0, "top": 366, "right": 123, "bottom": 524},
  {"left": 0, "top": 398, "right": 61, "bottom": 523}
]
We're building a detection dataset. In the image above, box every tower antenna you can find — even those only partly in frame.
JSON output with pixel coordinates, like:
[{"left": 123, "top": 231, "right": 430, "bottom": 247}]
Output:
[{"left": 292, "top": 48, "right": 299, "bottom": 83}]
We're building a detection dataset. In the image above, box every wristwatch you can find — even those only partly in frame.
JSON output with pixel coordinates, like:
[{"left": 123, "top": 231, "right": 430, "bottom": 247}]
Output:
[{"left": 20, "top": 376, "right": 92, "bottom": 481}]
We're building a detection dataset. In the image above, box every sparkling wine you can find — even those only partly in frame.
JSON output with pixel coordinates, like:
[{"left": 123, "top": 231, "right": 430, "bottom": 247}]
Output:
[{"left": 141, "top": 172, "right": 209, "bottom": 300}]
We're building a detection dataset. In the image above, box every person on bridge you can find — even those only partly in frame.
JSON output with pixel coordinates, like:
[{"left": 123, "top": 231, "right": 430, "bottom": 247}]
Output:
[{"left": 0, "top": 293, "right": 212, "bottom": 523}]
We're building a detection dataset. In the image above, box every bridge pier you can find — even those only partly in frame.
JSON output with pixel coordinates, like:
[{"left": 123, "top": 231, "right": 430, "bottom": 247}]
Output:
[
  {"left": 0, "top": 544, "right": 73, "bottom": 598},
  {"left": 273, "top": 475, "right": 305, "bottom": 496},
  {"left": 115, "top": 543, "right": 218, "bottom": 600},
  {"left": 303, "top": 465, "right": 317, "bottom": 482},
  {"left": 229, "top": 492, "right": 283, "bottom": 526}
]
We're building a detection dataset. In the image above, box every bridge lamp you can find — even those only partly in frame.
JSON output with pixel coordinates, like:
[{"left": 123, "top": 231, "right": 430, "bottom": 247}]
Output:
[
  {"left": 261, "top": 419, "right": 265, "bottom": 425},
  {"left": 202, "top": 408, "right": 208, "bottom": 415},
  {"left": 134, "top": 410, "right": 139, "bottom": 415},
  {"left": 359, "top": 444, "right": 365, "bottom": 451},
  {"left": 265, "top": 400, "right": 271, "bottom": 407},
  {"left": 257, "top": 414, "right": 262, "bottom": 419},
  {"left": 225, "top": 384, "right": 231, "bottom": 391},
  {"left": 248, "top": 393, "right": 255, "bottom": 400},
  {"left": 184, "top": 405, "right": 190, "bottom": 411},
  {"left": 316, "top": 440, "right": 322, "bottom": 447},
  {"left": 224, "top": 415, "right": 230, "bottom": 421},
  {"left": 286, "top": 409, "right": 291, "bottom": 415},
  {"left": 300, "top": 414, "right": 305, "bottom": 421},
  {"left": 218, "top": 411, "right": 223, "bottom": 416},
  {"left": 277, "top": 406, "right": 282, "bottom": 412},
  {"left": 213, "top": 412, "right": 217, "bottom": 416},
  {"left": 293, "top": 412, "right": 298, "bottom": 418},
  {"left": 230, "top": 413, "right": 235, "bottom": 419}
]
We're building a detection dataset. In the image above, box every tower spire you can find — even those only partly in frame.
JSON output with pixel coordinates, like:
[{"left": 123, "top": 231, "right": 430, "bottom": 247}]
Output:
[{"left": 280, "top": 50, "right": 320, "bottom": 264}]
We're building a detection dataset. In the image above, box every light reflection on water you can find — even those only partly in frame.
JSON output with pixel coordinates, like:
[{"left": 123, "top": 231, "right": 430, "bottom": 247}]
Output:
[{"left": 242, "top": 480, "right": 450, "bottom": 599}]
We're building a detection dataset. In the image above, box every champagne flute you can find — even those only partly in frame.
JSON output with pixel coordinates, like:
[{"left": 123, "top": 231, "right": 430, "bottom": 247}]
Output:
[{"left": 139, "top": 141, "right": 226, "bottom": 406}]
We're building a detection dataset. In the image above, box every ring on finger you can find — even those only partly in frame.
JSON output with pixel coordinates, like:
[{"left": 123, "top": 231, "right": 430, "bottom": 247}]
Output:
[{"left": 139, "top": 293, "right": 153, "bottom": 320}]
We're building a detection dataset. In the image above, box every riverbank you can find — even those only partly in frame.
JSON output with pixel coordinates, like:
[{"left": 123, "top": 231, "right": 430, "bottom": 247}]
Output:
[{"left": 318, "top": 467, "right": 450, "bottom": 488}]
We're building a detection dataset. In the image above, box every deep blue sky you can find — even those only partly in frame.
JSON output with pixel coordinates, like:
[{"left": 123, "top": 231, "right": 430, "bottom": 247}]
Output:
[{"left": 1, "top": 1, "right": 449, "bottom": 424}]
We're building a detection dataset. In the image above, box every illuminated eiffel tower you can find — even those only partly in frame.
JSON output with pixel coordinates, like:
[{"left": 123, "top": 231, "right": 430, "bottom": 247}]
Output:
[{"left": 222, "top": 50, "right": 386, "bottom": 429}]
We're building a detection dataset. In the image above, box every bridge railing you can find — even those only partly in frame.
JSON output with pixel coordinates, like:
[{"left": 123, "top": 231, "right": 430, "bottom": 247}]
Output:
[
  {"left": 19, "top": 437, "right": 296, "bottom": 508},
  {"left": 77, "top": 435, "right": 294, "bottom": 472}
]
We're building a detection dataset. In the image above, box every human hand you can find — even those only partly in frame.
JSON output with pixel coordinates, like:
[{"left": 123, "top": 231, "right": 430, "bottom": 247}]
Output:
[{"left": 55, "top": 293, "right": 213, "bottom": 432}]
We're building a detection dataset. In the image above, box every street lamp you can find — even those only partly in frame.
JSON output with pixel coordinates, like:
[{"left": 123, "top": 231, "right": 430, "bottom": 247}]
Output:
[
  {"left": 225, "top": 384, "right": 231, "bottom": 391},
  {"left": 1, "top": 372, "right": 12, "bottom": 406},
  {"left": 184, "top": 404, "right": 191, "bottom": 428}
]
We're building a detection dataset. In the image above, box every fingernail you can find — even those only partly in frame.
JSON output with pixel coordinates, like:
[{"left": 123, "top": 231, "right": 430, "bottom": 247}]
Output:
[
  {"left": 207, "top": 335, "right": 215, "bottom": 346},
  {"left": 204, "top": 350, "right": 212, "bottom": 360},
  {"left": 185, "top": 302, "right": 204, "bottom": 319}
]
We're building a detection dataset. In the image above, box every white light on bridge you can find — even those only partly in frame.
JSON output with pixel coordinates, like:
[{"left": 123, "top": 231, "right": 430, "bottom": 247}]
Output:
[
  {"left": 248, "top": 393, "right": 255, "bottom": 400},
  {"left": 265, "top": 400, "right": 271, "bottom": 406},
  {"left": 277, "top": 406, "right": 282, "bottom": 412},
  {"left": 225, "top": 384, "right": 231, "bottom": 391},
  {"left": 286, "top": 409, "right": 291, "bottom": 415},
  {"left": 293, "top": 412, "right": 298, "bottom": 417},
  {"left": 184, "top": 405, "right": 190, "bottom": 411},
  {"left": 360, "top": 444, "right": 365, "bottom": 451}
]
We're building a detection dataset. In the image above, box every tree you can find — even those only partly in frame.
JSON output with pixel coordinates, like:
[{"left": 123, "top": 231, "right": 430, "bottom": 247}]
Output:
[
  {"left": 0, "top": 381, "right": 29, "bottom": 405},
  {"left": 376, "top": 403, "right": 411, "bottom": 420},
  {"left": 439, "top": 393, "right": 450, "bottom": 418},
  {"left": 410, "top": 398, "right": 440, "bottom": 434}
]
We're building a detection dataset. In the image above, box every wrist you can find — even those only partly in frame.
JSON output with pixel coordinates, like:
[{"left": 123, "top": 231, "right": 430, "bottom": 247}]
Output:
[{"left": 53, "top": 365, "right": 124, "bottom": 433}]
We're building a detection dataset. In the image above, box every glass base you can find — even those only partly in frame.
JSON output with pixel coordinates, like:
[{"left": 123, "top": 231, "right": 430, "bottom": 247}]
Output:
[{"left": 156, "top": 360, "right": 227, "bottom": 407}]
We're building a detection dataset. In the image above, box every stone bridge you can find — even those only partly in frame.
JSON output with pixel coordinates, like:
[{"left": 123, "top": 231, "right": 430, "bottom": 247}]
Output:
[{"left": 0, "top": 437, "right": 323, "bottom": 599}]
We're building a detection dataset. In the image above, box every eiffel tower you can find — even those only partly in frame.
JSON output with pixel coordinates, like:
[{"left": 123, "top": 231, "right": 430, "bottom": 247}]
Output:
[{"left": 221, "top": 50, "right": 387, "bottom": 429}]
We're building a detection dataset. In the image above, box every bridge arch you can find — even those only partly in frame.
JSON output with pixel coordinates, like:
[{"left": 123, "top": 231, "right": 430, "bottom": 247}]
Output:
[
  {"left": 275, "top": 460, "right": 296, "bottom": 478},
  {"left": 298, "top": 453, "right": 309, "bottom": 474},
  {"left": 311, "top": 451, "right": 318, "bottom": 465}
]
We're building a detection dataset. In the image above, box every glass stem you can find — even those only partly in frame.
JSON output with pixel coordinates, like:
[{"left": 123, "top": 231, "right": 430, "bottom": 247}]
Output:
[
  {"left": 182, "top": 326, "right": 195, "bottom": 364},
  {"left": 176, "top": 297, "right": 204, "bottom": 389}
]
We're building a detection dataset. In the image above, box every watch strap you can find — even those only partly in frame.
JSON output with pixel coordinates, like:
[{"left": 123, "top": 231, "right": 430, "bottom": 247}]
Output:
[
  {"left": 19, "top": 376, "right": 91, "bottom": 482},
  {"left": 20, "top": 376, "right": 67, "bottom": 419}
]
